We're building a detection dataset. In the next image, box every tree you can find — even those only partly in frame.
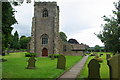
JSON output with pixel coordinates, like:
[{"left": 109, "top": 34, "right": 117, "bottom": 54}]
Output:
[
  {"left": 2, "top": 1, "right": 24, "bottom": 54},
  {"left": 2, "top": 2, "right": 17, "bottom": 52},
  {"left": 20, "top": 36, "right": 31, "bottom": 49},
  {"left": 94, "top": 45, "right": 101, "bottom": 52},
  {"left": 96, "top": 1, "right": 120, "bottom": 53},
  {"left": 59, "top": 32, "right": 67, "bottom": 42},
  {"left": 68, "top": 38, "right": 79, "bottom": 44},
  {"left": 12, "top": 31, "right": 20, "bottom": 49}
]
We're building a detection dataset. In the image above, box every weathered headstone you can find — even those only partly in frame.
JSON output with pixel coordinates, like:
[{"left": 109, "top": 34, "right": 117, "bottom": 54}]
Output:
[
  {"left": 106, "top": 54, "right": 111, "bottom": 60},
  {"left": 88, "top": 59, "right": 101, "bottom": 78},
  {"left": 57, "top": 55, "right": 66, "bottom": 70},
  {"left": 107, "top": 54, "right": 120, "bottom": 79},
  {"left": 26, "top": 56, "right": 36, "bottom": 69}
]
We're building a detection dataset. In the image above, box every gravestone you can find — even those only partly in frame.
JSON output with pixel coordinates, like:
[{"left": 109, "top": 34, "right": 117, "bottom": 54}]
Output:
[
  {"left": 88, "top": 59, "right": 101, "bottom": 78},
  {"left": 26, "top": 56, "right": 36, "bottom": 69},
  {"left": 106, "top": 54, "right": 111, "bottom": 60},
  {"left": 57, "top": 55, "right": 66, "bottom": 70},
  {"left": 107, "top": 54, "right": 120, "bottom": 79}
]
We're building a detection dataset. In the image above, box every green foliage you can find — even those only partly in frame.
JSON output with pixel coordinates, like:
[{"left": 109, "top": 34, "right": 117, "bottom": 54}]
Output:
[
  {"left": 25, "top": 52, "right": 36, "bottom": 57},
  {"left": 59, "top": 32, "right": 67, "bottom": 42},
  {"left": 2, "top": 1, "right": 24, "bottom": 53},
  {"left": 94, "top": 45, "right": 101, "bottom": 52},
  {"left": 96, "top": 1, "right": 120, "bottom": 53},
  {"left": 2, "top": 2, "right": 18, "bottom": 53},
  {"left": 20, "top": 36, "right": 31, "bottom": 49},
  {"left": 12, "top": 31, "right": 20, "bottom": 49}
]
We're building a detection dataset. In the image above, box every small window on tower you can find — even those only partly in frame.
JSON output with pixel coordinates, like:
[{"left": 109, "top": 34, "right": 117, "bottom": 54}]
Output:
[
  {"left": 42, "top": 8, "right": 48, "bottom": 17},
  {"left": 41, "top": 34, "right": 48, "bottom": 45}
]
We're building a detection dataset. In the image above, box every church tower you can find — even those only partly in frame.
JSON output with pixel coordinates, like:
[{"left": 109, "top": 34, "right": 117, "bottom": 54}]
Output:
[{"left": 30, "top": 2, "right": 60, "bottom": 56}]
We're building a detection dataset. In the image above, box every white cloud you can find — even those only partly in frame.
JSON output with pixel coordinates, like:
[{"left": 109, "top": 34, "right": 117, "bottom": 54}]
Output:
[
  {"left": 12, "top": 0, "right": 117, "bottom": 47},
  {"left": 68, "top": 27, "right": 104, "bottom": 47},
  {"left": 12, "top": 2, "right": 34, "bottom": 36}
]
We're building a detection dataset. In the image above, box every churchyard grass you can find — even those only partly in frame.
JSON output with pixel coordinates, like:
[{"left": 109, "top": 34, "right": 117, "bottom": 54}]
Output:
[
  {"left": 2, "top": 52, "right": 82, "bottom": 78},
  {"left": 78, "top": 52, "right": 112, "bottom": 79}
]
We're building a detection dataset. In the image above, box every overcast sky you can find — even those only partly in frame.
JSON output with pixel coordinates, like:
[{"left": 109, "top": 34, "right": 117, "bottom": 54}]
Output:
[{"left": 12, "top": 0, "right": 116, "bottom": 47}]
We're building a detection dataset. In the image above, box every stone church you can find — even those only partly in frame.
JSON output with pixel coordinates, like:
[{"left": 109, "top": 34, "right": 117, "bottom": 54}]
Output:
[{"left": 30, "top": 1, "right": 88, "bottom": 57}]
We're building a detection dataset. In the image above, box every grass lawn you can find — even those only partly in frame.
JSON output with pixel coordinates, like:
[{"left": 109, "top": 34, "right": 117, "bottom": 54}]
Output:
[
  {"left": 2, "top": 52, "right": 82, "bottom": 78},
  {"left": 78, "top": 52, "right": 112, "bottom": 79}
]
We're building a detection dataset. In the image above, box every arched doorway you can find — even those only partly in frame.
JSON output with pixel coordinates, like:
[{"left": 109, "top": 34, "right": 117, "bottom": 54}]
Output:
[{"left": 42, "top": 48, "right": 48, "bottom": 56}]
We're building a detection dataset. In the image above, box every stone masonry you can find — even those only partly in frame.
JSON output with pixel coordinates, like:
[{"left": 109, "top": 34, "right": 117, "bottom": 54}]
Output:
[{"left": 30, "top": 2, "right": 60, "bottom": 56}]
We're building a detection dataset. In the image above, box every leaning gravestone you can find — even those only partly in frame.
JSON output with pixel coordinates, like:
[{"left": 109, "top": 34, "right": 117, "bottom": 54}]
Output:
[
  {"left": 88, "top": 59, "right": 101, "bottom": 78},
  {"left": 107, "top": 54, "right": 120, "bottom": 79},
  {"left": 106, "top": 54, "right": 111, "bottom": 60},
  {"left": 26, "top": 56, "right": 36, "bottom": 69},
  {"left": 57, "top": 55, "right": 66, "bottom": 70}
]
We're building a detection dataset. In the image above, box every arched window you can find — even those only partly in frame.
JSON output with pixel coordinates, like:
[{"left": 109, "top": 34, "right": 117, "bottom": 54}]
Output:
[
  {"left": 41, "top": 34, "right": 48, "bottom": 45},
  {"left": 42, "top": 8, "right": 48, "bottom": 17}
]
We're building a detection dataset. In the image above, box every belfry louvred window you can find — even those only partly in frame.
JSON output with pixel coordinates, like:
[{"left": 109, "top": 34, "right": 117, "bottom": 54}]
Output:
[{"left": 42, "top": 8, "right": 48, "bottom": 17}]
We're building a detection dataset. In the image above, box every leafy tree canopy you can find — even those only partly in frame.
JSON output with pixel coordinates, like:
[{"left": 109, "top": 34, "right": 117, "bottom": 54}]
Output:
[
  {"left": 94, "top": 45, "right": 101, "bottom": 52},
  {"left": 12, "top": 31, "right": 20, "bottom": 49},
  {"left": 2, "top": 2, "right": 17, "bottom": 51},
  {"left": 96, "top": 1, "right": 120, "bottom": 53},
  {"left": 59, "top": 32, "right": 67, "bottom": 42},
  {"left": 20, "top": 36, "right": 31, "bottom": 49}
]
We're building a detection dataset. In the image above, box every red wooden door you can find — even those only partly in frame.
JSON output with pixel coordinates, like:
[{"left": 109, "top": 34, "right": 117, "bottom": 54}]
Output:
[{"left": 42, "top": 48, "right": 48, "bottom": 56}]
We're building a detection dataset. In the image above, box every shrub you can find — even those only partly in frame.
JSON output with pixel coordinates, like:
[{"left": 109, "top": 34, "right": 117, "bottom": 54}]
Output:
[
  {"left": 25, "top": 52, "right": 36, "bottom": 57},
  {"left": 0, "top": 58, "right": 7, "bottom": 62}
]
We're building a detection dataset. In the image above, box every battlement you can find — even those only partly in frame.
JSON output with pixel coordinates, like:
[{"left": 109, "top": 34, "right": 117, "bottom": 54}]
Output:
[{"left": 34, "top": 1, "right": 57, "bottom": 6}]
